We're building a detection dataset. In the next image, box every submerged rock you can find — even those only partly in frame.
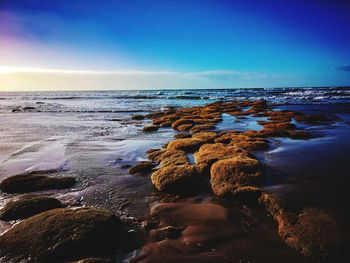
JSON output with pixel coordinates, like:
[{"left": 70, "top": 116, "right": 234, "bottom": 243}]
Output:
[
  {"left": 294, "top": 114, "right": 329, "bottom": 124},
  {"left": 151, "top": 165, "right": 198, "bottom": 192},
  {"left": 0, "top": 208, "right": 128, "bottom": 263},
  {"left": 128, "top": 161, "right": 156, "bottom": 175},
  {"left": 174, "top": 133, "right": 192, "bottom": 139},
  {"left": 143, "top": 125, "right": 160, "bottom": 132},
  {"left": 232, "top": 140, "right": 269, "bottom": 151},
  {"left": 210, "top": 156, "right": 263, "bottom": 198},
  {"left": 278, "top": 207, "right": 343, "bottom": 262},
  {"left": 0, "top": 172, "right": 76, "bottom": 194},
  {"left": 131, "top": 115, "right": 145, "bottom": 120},
  {"left": 72, "top": 258, "right": 114, "bottom": 263},
  {"left": 259, "top": 193, "right": 344, "bottom": 262},
  {"left": 0, "top": 195, "right": 64, "bottom": 221}
]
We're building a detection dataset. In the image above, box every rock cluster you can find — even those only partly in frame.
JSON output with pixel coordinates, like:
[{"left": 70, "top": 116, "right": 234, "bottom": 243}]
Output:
[
  {"left": 0, "top": 171, "right": 135, "bottom": 262},
  {"left": 128, "top": 99, "right": 341, "bottom": 262}
]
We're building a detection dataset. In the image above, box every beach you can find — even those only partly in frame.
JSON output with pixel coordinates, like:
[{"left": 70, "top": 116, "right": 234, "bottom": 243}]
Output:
[{"left": 0, "top": 88, "right": 349, "bottom": 262}]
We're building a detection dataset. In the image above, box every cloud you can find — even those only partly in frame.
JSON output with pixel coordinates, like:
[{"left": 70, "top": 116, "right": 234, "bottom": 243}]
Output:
[
  {"left": 337, "top": 64, "right": 350, "bottom": 72},
  {"left": 0, "top": 66, "right": 261, "bottom": 78},
  {"left": 0, "top": 66, "right": 273, "bottom": 91}
]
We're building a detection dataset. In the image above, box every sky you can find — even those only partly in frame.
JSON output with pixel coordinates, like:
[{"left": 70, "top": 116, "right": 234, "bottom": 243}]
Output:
[{"left": 0, "top": 0, "right": 350, "bottom": 91}]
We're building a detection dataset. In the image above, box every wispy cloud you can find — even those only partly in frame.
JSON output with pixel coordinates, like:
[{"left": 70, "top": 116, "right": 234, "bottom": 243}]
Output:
[
  {"left": 0, "top": 66, "right": 261, "bottom": 78},
  {"left": 0, "top": 65, "right": 272, "bottom": 91},
  {"left": 337, "top": 64, "right": 350, "bottom": 72}
]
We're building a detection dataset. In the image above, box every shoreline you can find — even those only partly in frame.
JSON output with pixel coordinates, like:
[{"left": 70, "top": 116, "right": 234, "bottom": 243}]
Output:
[{"left": 0, "top": 98, "right": 348, "bottom": 262}]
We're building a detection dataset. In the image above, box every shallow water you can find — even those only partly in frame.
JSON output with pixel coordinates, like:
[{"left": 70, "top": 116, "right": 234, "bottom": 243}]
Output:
[{"left": 0, "top": 88, "right": 350, "bottom": 262}]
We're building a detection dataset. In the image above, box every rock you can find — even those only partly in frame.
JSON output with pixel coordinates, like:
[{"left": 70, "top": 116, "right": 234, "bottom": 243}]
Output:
[
  {"left": 210, "top": 156, "right": 263, "bottom": 198},
  {"left": 166, "top": 138, "right": 204, "bottom": 152},
  {"left": 142, "top": 125, "right": 160, "bottom": 132},
  {"left": 0, "top": 195, "right": 64, "bottom": 221},
  {"left": 278, "top": 208, "right": 343, "bottom": 261},
  {"left": 23, "top": 106, "right": 36, "bottom": 111},
  {"left": 232, "top": 140, "right": 269, "bottom": 151},
  {"left": 171, "top": 119, "right": 195, "bottom": 130},
  {"left": 151, "top": 165, "right": 198, "bottom": 192},
  {"left": 176, "top": 124, "right": 193, "bottom": 131},
  {"left": 258, "top": 193, "right": 344, "bottom": 261},
  {"left": 294, "top": 114, "right": 329, "bottom": 124},
  {"left": 261, "top": 122, "right": 296, "bottom": 131},
  {"left": 189, "top": 124, "right": 216, "bottom": 134},
  {"left": 0, "top": 207, "right": 129, "bottom": 263},
  {"left": 128, "top": 162, "right": 156, "bottom": 175},
  {"left": 151, "top": 149, "right": 189, "bottom": 167},
  {"left": 131, "top": 115, "right": 145, "bottom": 120},
  {"left": 72, "top": 258, "right": 114, "bottom": 263},
  {"left": 192, "top": 131, "right": 218, "bottom": 142},
  {"left": 174, "top": 133, "right": 192, "bottom": 139},
  {"left": 159, "top": 154, "right": 189, "bottom": 167},
  {"left": 150, "top": 226, "right": 184, "bottom": 241},
  {"left": 0, "top": 172, "right": 76, "bottom": 194},
  {"left": 286, "top": 130, "right": 311, "bottom": 139},
  {"left": 194, "top": 143, "right": 249, "bottom": 171},
  {"left": 230, "top": 186, "right": 262, "bottom": 204},
  {"left": 159, "top": 121, "right": 173, "bottom": 127},
  {"left": 146, "top": 149, "right": 165, "bottom": 160},
  {"left": 243, "top": 128, "right": 310, "bottom": 139}
]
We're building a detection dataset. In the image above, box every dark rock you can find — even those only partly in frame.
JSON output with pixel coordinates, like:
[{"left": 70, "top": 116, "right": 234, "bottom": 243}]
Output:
[
  {"left": 0, "top": 195, "right": 64, "bottom": 221},
  {"left": 174, "top": 133, "right": 192, "bottom": 139},
  {"left": 128, "top": 162, "right": 156, "bottom": 175},
  {"left": 0, "top": 208, "right": 129, "bottom": 263},
  {"left": 131, "top": 115, "right": 145, "bottom": 120},
  {"left": 23, "top": 106, "right": 36, "bottom": 110},
  {"left": 142, "top": 125, "right": 159, "bottom": 132},
  {"left": 72, "top": 258, "right": 114, "bottom": 263},
  {"left": 0, "top": 172, "right": 76, "bottom": 193}
]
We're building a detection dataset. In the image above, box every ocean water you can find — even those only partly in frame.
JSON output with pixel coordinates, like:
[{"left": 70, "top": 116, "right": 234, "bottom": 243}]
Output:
[
  {"left": 0, "top": 87, "right": 350, "bottom": 262},
  {"left": 0, "top": 87, "right": 350, "bottom": 114}
]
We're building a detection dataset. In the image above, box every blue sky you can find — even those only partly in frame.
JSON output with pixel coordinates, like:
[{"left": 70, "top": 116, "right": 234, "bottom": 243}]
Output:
[{"left": 0, "top": 0, "right": 350, "bottom": 90}]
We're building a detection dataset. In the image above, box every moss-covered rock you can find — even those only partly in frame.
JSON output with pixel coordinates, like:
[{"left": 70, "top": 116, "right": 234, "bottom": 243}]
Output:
[
  {"left": 166, "top": 138, "right": 204, "bottom": 152},
  {"left": 151, "top": 165, "right": 198, "bottom": 193},
  {"left": 210, "top": 156, "right": 263, "bottom": 198},
  {"left": 0, "top": 207, "right": 129, "bottom": 263},
  {"left": 0, "top": 195, "right": 64, "bottom": 221}
]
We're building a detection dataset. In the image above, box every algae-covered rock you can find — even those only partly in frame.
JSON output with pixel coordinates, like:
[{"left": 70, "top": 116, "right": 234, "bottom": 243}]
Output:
[
  {"left": 166, "top": 138, "right": 204, "bottom": 152},
  {"left": 0, "top": 207, "right": 128, "bottom": 263},
  {"left": 151, "top": 165, "right": 198, "bottom": 193},
  {"left": 0, "top": 195, "right": 64, "bottom": 221},
  {"left": 210, "top": 156, "right": 263, "bottom": 198}
]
